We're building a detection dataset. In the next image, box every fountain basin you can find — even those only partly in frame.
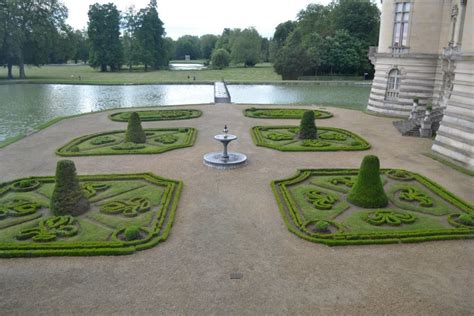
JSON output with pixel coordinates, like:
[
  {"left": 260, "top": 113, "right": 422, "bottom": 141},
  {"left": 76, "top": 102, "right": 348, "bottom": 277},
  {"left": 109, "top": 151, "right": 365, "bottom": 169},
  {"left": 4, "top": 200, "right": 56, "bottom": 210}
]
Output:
[{"left": 203, "top": 152, "right": 247, "bottom": 169}]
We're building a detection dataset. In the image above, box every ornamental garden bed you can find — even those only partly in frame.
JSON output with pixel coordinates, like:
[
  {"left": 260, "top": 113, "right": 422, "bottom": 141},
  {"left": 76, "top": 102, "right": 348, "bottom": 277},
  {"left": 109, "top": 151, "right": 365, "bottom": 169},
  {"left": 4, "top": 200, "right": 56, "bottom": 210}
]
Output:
[
  {"left": 0, "top": 173, "right": 181, "bottom": 257},
  {"left": 244, "top": 108, "right": 333, "bottom": 119},
  {"left": 251, "top": 126, "right": 370, "bottom": 151},
  {"left": 109, "top": 109, "right": 202, "bottom": 122},
  {"left": 56, "top": 128, "right": 197, "bottom": 156},
  {"left": 272, "top": 168, "right": 474, "bottom": 246}
]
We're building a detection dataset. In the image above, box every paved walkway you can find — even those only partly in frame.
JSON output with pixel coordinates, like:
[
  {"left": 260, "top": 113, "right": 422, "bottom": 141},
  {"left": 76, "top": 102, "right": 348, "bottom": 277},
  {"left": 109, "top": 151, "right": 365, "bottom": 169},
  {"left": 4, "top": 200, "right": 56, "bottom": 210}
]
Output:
[{"left": 0, "top": 104, "right": 473, "bottom": 314}]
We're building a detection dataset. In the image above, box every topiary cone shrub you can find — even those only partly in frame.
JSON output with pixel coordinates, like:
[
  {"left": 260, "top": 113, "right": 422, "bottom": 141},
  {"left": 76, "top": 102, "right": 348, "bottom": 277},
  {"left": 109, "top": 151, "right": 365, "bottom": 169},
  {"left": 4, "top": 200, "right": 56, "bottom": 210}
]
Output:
[
  {"left": 299, "top": 111, "right": 317, "bottom": 139},
  {"left": 347, "top": 155, "right": 389, "bottom": 208},
  {"left": 51, "top": 160, "right": 90, "bottom": 216},
  {"left": 125, "top": 112, "right": 146, "bottom": 143}
]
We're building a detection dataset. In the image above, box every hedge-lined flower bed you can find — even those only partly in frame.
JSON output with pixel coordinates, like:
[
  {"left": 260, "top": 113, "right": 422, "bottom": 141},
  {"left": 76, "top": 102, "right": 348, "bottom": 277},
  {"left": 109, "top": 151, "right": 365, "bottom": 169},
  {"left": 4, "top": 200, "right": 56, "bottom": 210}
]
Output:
[
  {"left": 56, "top": 128, "right": 197, "bottom": 156},
  {"left": 251, "top": 126, "right": 370, "bottom": 151},
  {"left": 271, "top": 168, "right": 474, "bottom": 245},
  {"left": 0, "top": 173, "right": 182, "bottom": 257},
  {"left": 244, "top": 108, "right": 333, "bottom": 119},
  {"left": 109, "top": 109, "right": 202, "bottom": 122}
]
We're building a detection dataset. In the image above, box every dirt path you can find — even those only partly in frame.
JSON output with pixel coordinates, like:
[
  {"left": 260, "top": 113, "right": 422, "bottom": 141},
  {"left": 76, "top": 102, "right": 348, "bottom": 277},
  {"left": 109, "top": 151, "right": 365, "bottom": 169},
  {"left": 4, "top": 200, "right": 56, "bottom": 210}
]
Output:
[{"left": 0, "top": 104, "right": 473, "bottom": 315}]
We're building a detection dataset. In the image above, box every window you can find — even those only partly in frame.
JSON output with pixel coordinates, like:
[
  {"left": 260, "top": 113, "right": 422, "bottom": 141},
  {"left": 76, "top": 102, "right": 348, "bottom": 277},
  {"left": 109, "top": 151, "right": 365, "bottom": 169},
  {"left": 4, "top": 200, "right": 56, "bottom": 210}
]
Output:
[
  {"left": 393, "top": 2, "right": 411, "bottom": 47},
  {"left": 386, "top": 69, "right": 401, "bottom": 100}
]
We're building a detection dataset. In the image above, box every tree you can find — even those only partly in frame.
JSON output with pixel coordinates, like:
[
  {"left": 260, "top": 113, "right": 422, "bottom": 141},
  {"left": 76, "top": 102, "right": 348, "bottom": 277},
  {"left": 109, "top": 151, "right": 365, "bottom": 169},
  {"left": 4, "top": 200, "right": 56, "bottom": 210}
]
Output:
[
  {"left": 211, "top": 48, "right": 230, "bottom": 69},
  {"left": 51, "top": 160, "right": 90, "bottom": 216},
  {"left": 273, "top": 21, "right": 296, "bottom": 49},
  {"left": 72, "top": 30, "right": 89, "bottom": 64},
  {"left": 125, "top": 112, "right": 146, "bottom": 143},
  {"left": 347, "top": 155, "right": 388, "bottom": 208},
  {"left": 88, "top": 3, "right": 122, "bottom": 72},
  {"left": 200, "top": 34, "right": 218, "bottom": 60},
  {"left": 215, "top": 28, "right": 241, "bottom": 55},
  {"left": 331, "top": 0, "right": 380, "bottom": 45},
  {"left": 174, "top": 35, "right": 201, "bottom": 60},
  {"left": 297, "top": 3, "right": 333, "bottom": 38},
  {"left": 323, "top": 30, "right": 361, "bottom": 74},
  {"left": 1, "top": 0, "right": 68, "bottom": 79},
  {"left": 122, "top": 6, "right": 140, "bottom": 71},
  {"left": 299, "top": 111, "right": 317, "bottom": 139},
  {"left": 135, "top": 0, "right": 166, "bottom": 70},
  {"left": 260, "top": 37, "right": 270, "bottom": 62},
  {"left": 230, "top": 27, "right": 261, "bottom": 67},
  {"left": 273, "top": 29, "right": 310, "bottom": 80}
]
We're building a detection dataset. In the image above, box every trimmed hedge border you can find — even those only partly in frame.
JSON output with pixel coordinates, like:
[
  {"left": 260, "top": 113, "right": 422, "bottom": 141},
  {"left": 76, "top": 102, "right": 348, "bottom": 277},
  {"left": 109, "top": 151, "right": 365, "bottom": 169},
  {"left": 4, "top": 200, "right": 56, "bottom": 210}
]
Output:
[
  {"left": 0, "top": 173, "right": 182, "bottom": 257},
  {"left": 271, "top": 168, "right": 474, "bottom": 246},
  {"left": 251, "top": 126, "right": 371, "bottom": 152},
  {"left": 0, "top": 104, "right": 211, "bottom": 150},
  {"left": 56, "top": 128, "right": 197, "bottom": 156},
  {"left": 244, "top": 107, "right": 333, "bottom": 119},
  {"left": 109, "top": 109, "right": 203, "bottom": 122}
]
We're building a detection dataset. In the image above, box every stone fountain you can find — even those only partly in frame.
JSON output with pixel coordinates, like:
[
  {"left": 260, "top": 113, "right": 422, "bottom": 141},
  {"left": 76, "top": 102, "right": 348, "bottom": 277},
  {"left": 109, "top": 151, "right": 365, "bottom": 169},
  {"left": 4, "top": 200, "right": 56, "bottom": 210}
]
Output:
[{"left": 203, "top": 125, "right": 247, "bottom": 169}]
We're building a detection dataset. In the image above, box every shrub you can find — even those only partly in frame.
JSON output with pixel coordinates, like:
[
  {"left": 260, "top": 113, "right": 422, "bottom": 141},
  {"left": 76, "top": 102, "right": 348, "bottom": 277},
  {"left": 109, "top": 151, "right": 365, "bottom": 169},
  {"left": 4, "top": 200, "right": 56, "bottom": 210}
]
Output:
[
  {"left": 347, "top": 155, "right": 389, "bottom": 208},
  {"left": 458, "top": 214, "right": 474, "bottom": 226},
  {"left": 50, "top": 160, "right": 90, "bottom": 216},
  {"left": 124, "top": 226, "right": 141, "bottom": 241},
  {"left": 211, "top": 48, "right": 230, "bottom": 69},
  {"left": 125, "top": 112, "right": 146, "bottom": 144},
  {"left": 299, "top": 111, "right": 317, "bottom": 139},
  {"left": 315, "top": 221, "right": 330, "bottom": 232}
]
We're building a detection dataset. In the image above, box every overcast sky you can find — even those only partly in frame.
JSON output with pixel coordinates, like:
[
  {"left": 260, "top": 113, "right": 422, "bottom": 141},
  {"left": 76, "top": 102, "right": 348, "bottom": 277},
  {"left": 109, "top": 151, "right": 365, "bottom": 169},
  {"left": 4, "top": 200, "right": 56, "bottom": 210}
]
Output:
[{"left": 62, "top": 0, "right": 335, "bottom": 39}]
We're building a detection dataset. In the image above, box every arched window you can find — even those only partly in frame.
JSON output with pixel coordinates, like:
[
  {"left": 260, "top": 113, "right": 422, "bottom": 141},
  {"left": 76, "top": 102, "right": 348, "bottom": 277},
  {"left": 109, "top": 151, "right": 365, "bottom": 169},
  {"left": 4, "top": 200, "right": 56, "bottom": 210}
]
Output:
[{"left": 386, "top": 69, "right": 401, "bottom": 100}]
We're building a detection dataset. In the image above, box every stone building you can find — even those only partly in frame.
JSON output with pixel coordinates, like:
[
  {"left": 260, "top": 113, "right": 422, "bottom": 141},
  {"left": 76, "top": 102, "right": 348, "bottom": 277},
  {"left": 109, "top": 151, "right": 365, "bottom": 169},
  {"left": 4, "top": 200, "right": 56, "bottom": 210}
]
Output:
[{"left": 367, "top": 0, "right": 473, "bottom": 170}]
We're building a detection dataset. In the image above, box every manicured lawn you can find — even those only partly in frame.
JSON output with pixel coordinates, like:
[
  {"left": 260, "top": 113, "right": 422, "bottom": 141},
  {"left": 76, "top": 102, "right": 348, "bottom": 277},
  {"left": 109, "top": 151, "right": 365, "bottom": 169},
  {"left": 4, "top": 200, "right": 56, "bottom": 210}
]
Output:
[
  {"left": 272, "top": 169, "right": 474, "bottom": 245},
  {"left": 0, "top": 173, "right": 182, "bottom": 257},
  {"left": 56, "top": 128, "right": 197, "bottom": 156},
  {"left": 0, "top": 64, "right": 282, "bottom": 84}
]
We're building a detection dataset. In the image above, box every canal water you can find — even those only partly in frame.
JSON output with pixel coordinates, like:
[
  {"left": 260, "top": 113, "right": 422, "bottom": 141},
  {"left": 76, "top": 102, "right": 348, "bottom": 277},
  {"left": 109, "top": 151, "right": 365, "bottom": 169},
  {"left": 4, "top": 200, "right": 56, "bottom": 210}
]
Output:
[{"left": 0, "top": 83, "right": 370, "bottom": 142}]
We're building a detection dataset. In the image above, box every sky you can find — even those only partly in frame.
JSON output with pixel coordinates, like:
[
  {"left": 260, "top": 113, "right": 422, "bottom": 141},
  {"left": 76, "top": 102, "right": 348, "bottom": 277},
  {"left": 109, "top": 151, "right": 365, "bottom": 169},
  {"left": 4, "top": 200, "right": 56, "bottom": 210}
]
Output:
[{"left": 62, "top": 0, "right": 334, "bottom": 39}]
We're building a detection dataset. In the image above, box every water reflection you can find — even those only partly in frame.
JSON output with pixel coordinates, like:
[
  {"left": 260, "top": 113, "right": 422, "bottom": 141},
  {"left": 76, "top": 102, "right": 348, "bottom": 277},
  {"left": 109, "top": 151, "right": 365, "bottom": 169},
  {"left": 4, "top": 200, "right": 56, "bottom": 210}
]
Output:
[
  {"left": 169, "top": 63, "right": 207, "bottom": 71},
  {"left": 0, "top": 83, "right": 370, "bottom": 141}
]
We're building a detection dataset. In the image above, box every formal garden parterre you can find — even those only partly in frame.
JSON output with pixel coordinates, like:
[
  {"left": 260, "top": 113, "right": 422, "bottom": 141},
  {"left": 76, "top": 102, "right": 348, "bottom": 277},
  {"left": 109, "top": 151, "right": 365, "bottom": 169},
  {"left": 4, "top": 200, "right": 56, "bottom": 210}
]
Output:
[
  {"left": 251, "top": 126, "right": 370, "bottom": 151},
  {"left": 56, "top": 128, "right": 197, "bottom": 156},
  {"left": 271, "top": 157, "right": 474, "bottom": 246},
  {"left": 244, "top": 107, "right": 333, "bottom": 119},
  {"left": 0, "top": 170, "right": 181, "bottom": 257},
  {"left": 109, "top": 109, "right": 202, "bottom": 122}
]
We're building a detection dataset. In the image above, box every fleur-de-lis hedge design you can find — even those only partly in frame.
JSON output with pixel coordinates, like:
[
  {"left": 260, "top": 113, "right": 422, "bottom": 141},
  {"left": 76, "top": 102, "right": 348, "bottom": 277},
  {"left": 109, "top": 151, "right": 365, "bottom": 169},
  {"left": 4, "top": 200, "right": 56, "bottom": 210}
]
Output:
[
  {"left": 319, "top": 133, "right": 347, "bottom": 141},
  {"left": 386, "top": 169, "right": 414, "bottom": 181},
  {"left": 330, "top": 177, "right": 354, "bottom": 188},
  {"left": 0, "top": 199, "right": 40, "bottom": 220},
  {"left": 100, "top": 197, "right": 151, "bottom": 217},
  {"left": 16, "top": 216, "right": 79, "bottom": 242},
  {"left": 264, "top": 133, "right": 294, "bottom": 141},
  {"left": 154, "top": 134, "right": 178, "bottom": 144},
  {"left": 301, "top": 140, "right": 330, "bottom": 147},
  {"left": 305, "top": 190, "right": 338, "bottom": 210},
  {"left": 10, "top": 179, "right": 41, "bottom": 192},
  {"left": 399, "top": 187, "right": 433, "bottom": 207},
  {"left": 81, "top": 183, "right": 110, "bottom": 198},
  {"left": 366, "top": 210, "right": 416, "bottom": 226}
]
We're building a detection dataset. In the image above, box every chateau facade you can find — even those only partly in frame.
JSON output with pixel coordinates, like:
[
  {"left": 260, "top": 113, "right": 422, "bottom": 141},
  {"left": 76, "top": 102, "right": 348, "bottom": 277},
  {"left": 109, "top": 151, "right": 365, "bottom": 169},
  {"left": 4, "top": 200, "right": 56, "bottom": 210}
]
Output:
[{"left": 367, "top": 0, "right": 474, "bottom": 170}]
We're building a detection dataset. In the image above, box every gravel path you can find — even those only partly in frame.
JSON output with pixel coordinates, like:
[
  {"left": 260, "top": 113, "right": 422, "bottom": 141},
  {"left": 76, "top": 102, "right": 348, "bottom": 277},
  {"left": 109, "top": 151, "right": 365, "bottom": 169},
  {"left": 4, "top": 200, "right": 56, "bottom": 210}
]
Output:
[{"left": 0, "top": 104, "right": 473, "bottom": 315}]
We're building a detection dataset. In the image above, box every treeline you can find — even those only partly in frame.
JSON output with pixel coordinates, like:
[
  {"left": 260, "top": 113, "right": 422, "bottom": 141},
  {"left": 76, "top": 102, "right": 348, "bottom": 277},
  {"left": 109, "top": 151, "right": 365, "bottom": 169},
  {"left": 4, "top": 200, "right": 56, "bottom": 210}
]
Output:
[
  {"left": 0, "top": 0, "right": 379, "bottom": 79},
  {"left": 0, "top": 0, "right": 87, "bottom": 79},
  {"left": 272, "top": 0, "right": 380, "bottom": 79},
  {"left": 172, "top": 28, "right": 269, "bottom": 68}
]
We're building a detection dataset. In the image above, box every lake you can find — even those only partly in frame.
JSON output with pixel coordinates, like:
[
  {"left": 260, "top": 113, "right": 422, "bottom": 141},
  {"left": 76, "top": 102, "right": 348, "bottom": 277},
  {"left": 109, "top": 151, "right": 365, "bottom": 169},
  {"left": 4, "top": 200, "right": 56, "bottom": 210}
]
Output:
[{"left": 0, "top": 83, "right": 370, "bottom": 142}]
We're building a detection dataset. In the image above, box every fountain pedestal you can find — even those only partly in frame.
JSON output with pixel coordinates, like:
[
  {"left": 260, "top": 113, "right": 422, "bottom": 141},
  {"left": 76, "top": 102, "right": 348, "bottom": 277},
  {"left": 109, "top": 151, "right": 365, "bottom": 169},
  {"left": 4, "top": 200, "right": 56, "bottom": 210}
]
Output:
[{"left": 203, "top": 127, "right": 247, "bottom": 169}]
